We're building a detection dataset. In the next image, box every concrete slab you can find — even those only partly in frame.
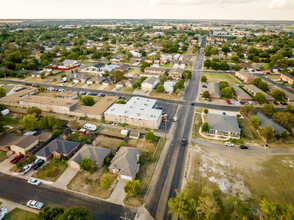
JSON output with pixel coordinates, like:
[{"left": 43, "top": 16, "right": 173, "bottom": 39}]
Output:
[
  {"left": 107, "top": 179, "right": 127, "bottom": 205},
  {"left": 52, "top": 167, "right": 79, "bottom": 190}
]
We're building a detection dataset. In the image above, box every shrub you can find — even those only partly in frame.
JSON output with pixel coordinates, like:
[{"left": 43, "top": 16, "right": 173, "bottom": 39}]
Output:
[
  {"left": 80, "top": 158, "right": 92, "bottom": 171},
  {"left": 145, "top": 131, "right": 155, "bottom": 142},
  {"left": 201, "top": 122, "right": 209, "bottom": 132},
  {"left": 203, "top": 109, "right": 209, "bottom": 114},
  {"left": 100, "top": 174, "right": 111, "bottom": 188}
]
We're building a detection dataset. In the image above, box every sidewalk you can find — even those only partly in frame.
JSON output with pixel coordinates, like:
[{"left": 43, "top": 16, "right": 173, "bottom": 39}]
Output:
[{"left": 107, "top": 179, "right": 127, "bottom": 205}]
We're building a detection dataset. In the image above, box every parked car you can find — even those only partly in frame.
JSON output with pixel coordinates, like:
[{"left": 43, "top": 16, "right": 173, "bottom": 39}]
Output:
[
  {"left": 19, "top": 164, "right": 33, "bottom": 175},
  {"left": 181, "top": 139, "right": 187, "bottom": 146},
  {"left": 162, "top": 117, "right": 167, "bottom": 123},
  {"left": 10, "top": 154, "right": 24, "bottom": 164},
  {"left": 26, "top": 200, "right": 44, "bottom": 210},
  {"left": 28, "top": 178, "right": 41, "bottom": 186},
  {"left": 226, "top": 100, "right": 231, "bottom": 104},
  {"left": 273, "top": 101, "right": 279, "bottom": 105},
  {"left": 225, "top": 142, "right": 235, "bottom": 147},
  {"left": 240, "top": 101, "right": 245, "bottom": 105},
  {"left": 240, "top": 145, "right": 249, "bottom": 149},
  {"left": 32, "top": 159, "right": 45, "bottom": 170},
  {"left": 157, "top": 106, "right": 163, "bottom": 110},
  {"left": 0, "top": 207, "right": 7, "bottom": 220}
]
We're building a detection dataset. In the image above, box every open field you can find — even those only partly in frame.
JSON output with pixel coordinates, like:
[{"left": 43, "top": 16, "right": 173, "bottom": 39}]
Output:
[
  {"left": 67, "top": 168, "right": 117, "bottom": 199},
  {"left": 201, "top": 72, "right": 240, "bottom": 84},
  {"left": 95, "top": 135, "right": 123, "bottom": 153},
  {"left": 184, "top": 144, "right": 294, "bottom": 209},
  {"left": 3, "top": 208, "right": 37, "bottom": 220},
  {"left": 33, "top": 160, "right": 68, "bottom": 182},
  {"left": 149, "top": 91, "right": 182, "bottom": 101}
]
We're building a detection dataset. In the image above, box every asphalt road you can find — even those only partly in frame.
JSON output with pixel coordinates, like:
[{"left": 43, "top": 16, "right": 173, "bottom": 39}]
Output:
[
  {"left": 256, "top": 74, "right": 294, "bottom": 94},
  {"left": 0, "top": 173, "right": 130, "bottom": 220},
  {"left": 144, "top": 36, "right": 207, "bottom": 220}
]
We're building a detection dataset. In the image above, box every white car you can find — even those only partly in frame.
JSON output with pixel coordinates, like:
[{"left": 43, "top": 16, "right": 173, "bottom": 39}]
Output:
[
  {"left": 28, "top": 178, "right": 41, "bottom": 186},
  {"left": 19, "top": 164, "right": 33, "bottom": 175},
  {"left": 225, "top": 142, "right": 235, "bottom": 147},
  {"left": 27, "top": 200, "right": 44, "bottom": 210},
  {"left": 0, "top": 207, "right": 7, "bottom": 220}
]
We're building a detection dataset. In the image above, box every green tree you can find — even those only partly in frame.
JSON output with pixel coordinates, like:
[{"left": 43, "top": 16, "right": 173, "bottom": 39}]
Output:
[
  {"left": 82, "top": 96, "right": 95, "bottom": 106},
  {"left": 52, "top": 129, "right": 62, "bottom": 138},
  {"left": 38, "top": 206, "right": 65, "bottom": 220},
  {"left": 240, "top": 105, "right": 256, "bottom": 118},
  {"left": 201, "top": 76, "right": 207, "bottom": 83},
  {"left": 279, "top": 130, "right": 289, "bottom": 143},
  {"left": 132, "top": 81, "right": 141, "bottom": 89},
  {"left": 173, "top": 80, "right": 185, "bottom": 92},
  {"left": 27, "top": 107, "right": 42, "bottom": 117},
  {"left": 284, "top": 105, "right": 294, "bottom": 114},
  {"left": 201, "top": 122, "right": 209, "bottom": 132},
  {"left": 253, "top": 77, "right": 262, "bottom": 87},
  {"left": 140, "top": 62, "right": 151, "bottom": 72},
  {"left": 249, "top": 116, "right": 260, "bottom": 128},
  {"left": 261, "top": 104, "right": 276, "bottom": 117},
  {"left": 0, "top": 87, "right": 6, "bottom": 98},
  {"left": 100, "top": 174, "right": 111, "bottom": 188},
  {"left": 111, "top": 70, "right": 125, "bottom": 83},
  {"left": 273, "top": 112, "right": 294, "bottom": 129},
  {"left": 156, "top": 84, "right": 164, "bottom": 93},
  {"left": 58, "top": 206, "right": 90, "bottom": 220},
  {"left": 260, "top": 126, "right": 275, "bottom": 141},
  {"left": 271, "top": 89, "right": 286, "bottom": 101},
  {"left": 41, "top": 116, "right": 61, "bottom": 131},
  {"left": 258, "top": 81, "right": 269, "bottom": 92},
  {"left": 145, "top": 131, "right": 155, "bottom": 142},
  {"left": 115, "top": 99, "right": 127, "bottom": 104},
  {"left": 160, "top": 75, "right": 168, "bottom": 84},
  {"left": 203, "top": 109, "right": 208, "bottom": 114},
  {"left": 202, "top": 91, "right": 210, "bottom": 99},
  {"left": 260, "top": 199, "right": 294, "bottom": 219},
  {"left": 220, "top": 87, "right": 234, "bottom": 98},
  {"left": 20, "top": 115, "right": 39, "bottom": 131},
  {"left": 183, "top": 70, "right": 192, "bottom": 80},
  {"left": 174, "top": 88, "right": 181, "bottom": 95},
  {"left": 80, "top": 158, "right": 92, "bottom": 171},
  {"left": 253, "top": 92, "right": 266, "bottom": 104},
  {"left": 124, "top": 180, "right": 142, "bottom": 197},
  {"left": 219, "top": 81, "right": 229, "bottom": 90}
]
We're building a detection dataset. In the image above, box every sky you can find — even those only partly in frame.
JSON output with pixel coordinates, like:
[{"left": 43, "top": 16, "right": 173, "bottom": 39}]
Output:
[{"left": 1, "top": 0, "right": 294, "bottom": 20}]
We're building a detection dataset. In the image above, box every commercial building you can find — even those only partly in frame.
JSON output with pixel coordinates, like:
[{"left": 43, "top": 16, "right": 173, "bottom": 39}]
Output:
[
  {"left": 104, "top": 97, "right": 163, "bottom": 129},
  {"left": 235, "top": 70, "right": 255, "bottom": 83},
  {"left": 0, "top": 88, "right": 39, "bottom": 106},
  {"left": 244, "top": 84, "right": 275, "bottom": 101}
]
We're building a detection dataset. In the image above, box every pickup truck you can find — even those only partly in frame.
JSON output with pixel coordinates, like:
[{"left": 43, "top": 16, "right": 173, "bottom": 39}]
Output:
[
  {"left": 27, "top": 200, "right": 44, "bottom": 210},
  {"left": 10, "top": 154, "right": 24, "bottom": 164}
]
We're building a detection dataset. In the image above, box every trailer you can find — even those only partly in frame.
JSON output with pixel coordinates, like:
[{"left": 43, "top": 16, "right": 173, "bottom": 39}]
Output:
[{"left": 83, "top": 123, "right": 97, "bottom": 131}]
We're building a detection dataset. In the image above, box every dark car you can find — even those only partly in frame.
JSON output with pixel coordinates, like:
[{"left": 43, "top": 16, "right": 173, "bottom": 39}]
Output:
[
  {"left": 240, "top": 101, "right": 245, "bottom": 105},
  {"left": 181, "top": 139, "right": 187, "bottom": 146},
  {"left": 240, "top": 145, "right": 249, "bottom": 149},
  {"left": 10, "top": 154, "right": 24, "bottom": 164},
  {"left": 273, "top": 101, "right": 279, "bottom": 105},
  {"left": 191, "top": 103, "right": 194, "bottom": 106},
  {"left": 32, "top": 160, "right": 45, "bottom": 170}
]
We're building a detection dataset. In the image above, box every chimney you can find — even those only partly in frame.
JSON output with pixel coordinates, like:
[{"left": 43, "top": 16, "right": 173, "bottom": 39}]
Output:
[
  {"left": 63, "top": 135, "right": 67, "bottom": 140},
  {"left": 136, "top": 154, "right": 140, "bottom": 162},
  {"left": 92, "top": 141, "right": 96, "bottom": 146}
]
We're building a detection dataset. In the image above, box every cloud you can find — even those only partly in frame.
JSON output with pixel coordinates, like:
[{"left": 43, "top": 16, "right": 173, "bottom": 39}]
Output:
[
  {"left": 150, "top": 0, "right": 258, "bottom": 5},
  {"left": 269, "top": 0, "right": 294, "bottom": 8}
]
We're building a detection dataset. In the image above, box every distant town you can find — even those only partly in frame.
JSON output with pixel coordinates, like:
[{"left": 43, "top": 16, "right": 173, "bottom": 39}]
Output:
[{"left": 0, "top": 19, "right": 294, "bottom": 220}]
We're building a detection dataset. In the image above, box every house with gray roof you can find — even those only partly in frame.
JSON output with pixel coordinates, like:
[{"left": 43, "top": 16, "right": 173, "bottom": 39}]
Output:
[
  {"left": 68, "top": 145, "right": 111, "bottom": 169},
  {"left": 35, "top": 139, "right": 80, "bottom": 161},
  {"left": 109, "top": 147, "right": 141, "bottom": 181},
  {"left": 256, "top": 112, "right": 289, "bottom": 135},
  {"left": 207, "top": 113, "right": 241, "bottom": 137},
  {"left": 207, "top": 82, "right": 221, "bottom": 99}
]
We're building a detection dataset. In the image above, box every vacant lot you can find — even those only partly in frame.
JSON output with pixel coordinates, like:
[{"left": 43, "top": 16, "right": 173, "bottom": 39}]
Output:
[
  {"left": 99, "top": 127, "right": 126, "bottom": 138},
  {"left": 3, "top": 208, "right": 37, "bottom": 220},
  {"left": 192, "top": 112, "right": 202, "bottom": 139},
  {"left": 185, "top": 144, "right": 294, "bottom": 208},
  {"left": 127, "top": 137, "right": 159, "bottom": 155},
  {"left": 95, "top": 135, "right": 123, "bottom": 153},
  {"left": 0, "top": 150, "right": 7, "bottom": 163},
  {"left": 149, "top": 91, "right": 182, "bottom": 101},
  {"left": 119, "top": 87, "right": 134, "bottom": 94},
  {"left": 33, "top": 159, "right": 68, "bottom": 182},
  {"left": 201, "top": 72, "right": 240, "bottom": 84},
  {"left": 67, "top": 168, "right": 117, "bottom": 199}
]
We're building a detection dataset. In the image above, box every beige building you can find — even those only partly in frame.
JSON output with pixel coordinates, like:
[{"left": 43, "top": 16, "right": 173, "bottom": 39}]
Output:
[
  {"left": 244, "top": 84, "right": 275, "bottom": 101},
  {"left": 235, "top": 70, "right": 255, "bottom": 83},
  {"left": 141, "top": 77, "right": 159, "bottom": 92},
  {"left": 10, "top": 135, "right": 39, "bottom": 155},
  {"left": 169, "top": 68, "right": 184, "bottom": 80},
  {"left": 140, "top": 67, "right": 167, "bottom": 78},
  {"left": 0, "top": 88, "right": 39, "bottom": 106},
  {"left": 104, "top": 97, "right": 162, "bottom": 129}
]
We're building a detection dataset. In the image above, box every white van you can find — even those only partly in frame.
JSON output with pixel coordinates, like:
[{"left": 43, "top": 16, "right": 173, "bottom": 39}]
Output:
[{"left": 83, "top": 123, "right": 97, "bottom": 131}]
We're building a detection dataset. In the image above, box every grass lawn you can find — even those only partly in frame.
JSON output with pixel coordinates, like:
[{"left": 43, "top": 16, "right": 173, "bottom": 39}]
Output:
[
  {"left": 95, "top": 135, "right": 123, "bottom": 153},
  {"left": 265, "top": 75, "right": 281, "bottom": 80},
  {"left": 103, "top": 85, "right": 116, "bottom": 91},
  {"left": 192, "top": 113, "right": 202, "bottom": 139},
  {"left": 67, "top": 131, "right": 91, "bottom": 144},
  {"left": 149, "top": 91, "right": 182, "bottom": 101},
  {"left": 237, "top": 118, "right": 264, "bottom": 146},
  {"left": 127, "top": 137, "right": 159, "bottom": 155},
  {"left": 0, "top": 150, "right": 7, "bottom": 163},
  {"left": 244, "top": 155, "right": 294, "bottom": 206},
  {"left": 201, "top": 72, "right": 240, "bottom": 84},
  {"left": 3, "top": 208, "right": 37, "bottom": 220},
  {"left": 124, "top": 138, "right": 166, "bottom": 207},
  {"left": 98, "top": 127, "right": 126, "bottom": 138},
  {"left": 33, "top": 159, "right": 68, "bottom": 182},
  {"left": 67, "top": 168, "right": 117, "bottom": 199},
  {"left": 1, "top": 115, "right": 22, "bottom": 127},
  {"left": 119, "top": 87, "right": 134, "bottom": 94}
]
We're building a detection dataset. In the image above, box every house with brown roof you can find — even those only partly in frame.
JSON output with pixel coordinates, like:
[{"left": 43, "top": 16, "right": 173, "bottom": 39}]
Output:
[
  {"left": 115, "top": 65, "right": 130, "bottom": 73},
  {"left": 140, "top": 67, "right": 167, "bottom": 78},
  {"left": 280, "top": 73, "right": 294, "bottom": 85},
  {"left": 235, "top": 70, "right": 255, "bottom": 83},
  {"left": 169, "top": 68, "right": 184, "bottom": 80}
]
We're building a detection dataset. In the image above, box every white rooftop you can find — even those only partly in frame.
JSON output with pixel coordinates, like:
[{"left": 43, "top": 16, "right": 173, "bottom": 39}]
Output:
[{"left": 105, "top": 97, "right": 162, "bottom": 121}]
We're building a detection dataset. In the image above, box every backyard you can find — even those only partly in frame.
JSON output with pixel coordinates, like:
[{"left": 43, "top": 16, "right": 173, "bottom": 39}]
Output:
[
  {"left": 0, "top": 150, "right": 7, "bottom": 163},
  {"left": 33, "top": 159, "right": 68, "bottom": 182},
  {"left": 201, "top": 72, "right": 240, "bottom": 84},
  {"left": 67, "top": 168, "right": 117, "bottom": 199},
  {"left": 95, "top": 135, "right": 124, "bottom": 153},
  {"left": 3, "top": 208, "right": 37, "bottom": 220}
]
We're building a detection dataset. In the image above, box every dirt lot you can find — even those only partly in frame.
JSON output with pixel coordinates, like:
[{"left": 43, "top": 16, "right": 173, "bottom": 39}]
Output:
[
  {"left": 127, "top": 137, "right": 159, "bottom": 155},
  {"left": 67, "top": 168, "right": 118, "bottom": 199},
  {"left": 98, "top": 127, "right": 126, "bottom": 139},
  {"left": 95, "top": 135, "right": 124, "bottom": 153},
  {"left": 184, "top": 144, "right": 294, "bottom": 206}
]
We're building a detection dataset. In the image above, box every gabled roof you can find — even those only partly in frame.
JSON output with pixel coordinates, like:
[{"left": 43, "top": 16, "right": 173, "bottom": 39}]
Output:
[
  {"left": 71, "top": 145, "right": 111, "bottom": 165},
  {"left": 207, "top": 113, "right": 241, "bottom": 134},
  {"left": 109, "top": 147, "right": 141, "bottom": 178},
  {"left": 36, "top": 139, "right": 79, "bottom": 158},
  {"left": 0, "top": 134, "right": 38, "bottom": 149},
  {"left": 256, "top": 112, "right": 289, "bottom": 134}
]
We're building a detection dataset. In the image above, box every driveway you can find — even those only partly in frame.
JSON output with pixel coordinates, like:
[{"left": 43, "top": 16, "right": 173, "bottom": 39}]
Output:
[
  {"left": 0, "top": 154, "right": 16, "bottom": 174},
  {"left": 52, "top": 167, "right": 79, "bottom": 190},
  {"left": 107, "top": 179, "right": 127, "bottom": 205}
]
